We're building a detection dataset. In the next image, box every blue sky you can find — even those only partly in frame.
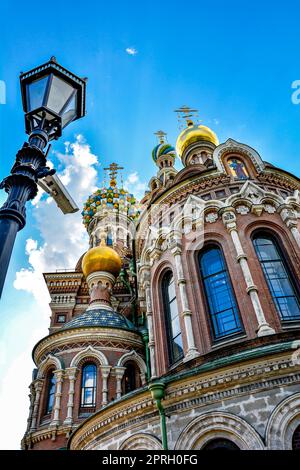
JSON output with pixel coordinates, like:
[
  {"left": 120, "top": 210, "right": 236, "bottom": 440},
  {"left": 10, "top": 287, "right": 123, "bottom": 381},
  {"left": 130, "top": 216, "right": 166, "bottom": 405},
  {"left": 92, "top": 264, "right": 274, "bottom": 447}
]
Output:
[{"left": 1, "top": 0, "right": 300, "bottom": 449}]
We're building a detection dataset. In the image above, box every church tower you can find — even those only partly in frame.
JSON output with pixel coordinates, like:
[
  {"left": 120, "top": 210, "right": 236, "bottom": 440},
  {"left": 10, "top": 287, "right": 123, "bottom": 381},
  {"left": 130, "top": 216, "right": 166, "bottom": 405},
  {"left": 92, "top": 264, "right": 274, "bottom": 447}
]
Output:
[{"left": 22, "top": 165, "right": 146, "bottom": 450}]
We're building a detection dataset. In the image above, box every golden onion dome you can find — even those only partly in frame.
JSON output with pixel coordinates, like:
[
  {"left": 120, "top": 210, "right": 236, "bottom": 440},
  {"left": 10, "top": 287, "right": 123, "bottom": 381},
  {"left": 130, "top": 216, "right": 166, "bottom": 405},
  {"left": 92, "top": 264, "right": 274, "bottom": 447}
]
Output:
[
  {"left": 82, "top": 243, "right": 122, "bottom": 278},
  {"left": 176, "top": 123, "right": 219, "bottom": 158}
]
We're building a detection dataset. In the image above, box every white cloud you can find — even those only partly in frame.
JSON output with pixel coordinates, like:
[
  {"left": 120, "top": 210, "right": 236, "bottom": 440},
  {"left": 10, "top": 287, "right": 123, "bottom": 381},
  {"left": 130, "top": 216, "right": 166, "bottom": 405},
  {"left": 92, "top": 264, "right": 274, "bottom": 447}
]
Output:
[
  {"left": 125, "top": 47, "right": 138, "bottom": 56},
  {"left": 0, "top": 135, "right": 99, "bottom": 449},
  {"left": 124, "top": 172, "right": 147, "bottom": 199},
  {"left": 14, "top": 134, "right": 99, "bottom": 302}
]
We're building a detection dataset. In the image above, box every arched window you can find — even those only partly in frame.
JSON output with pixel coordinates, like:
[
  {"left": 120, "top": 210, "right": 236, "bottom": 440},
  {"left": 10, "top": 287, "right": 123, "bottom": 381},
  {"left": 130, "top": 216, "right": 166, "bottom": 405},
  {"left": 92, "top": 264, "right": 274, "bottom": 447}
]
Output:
[
  {"left": 199, "top": 246, "right": 242, "bottom": 340},
  {"left": 162, "top": 272, "right": 183, "bottom": 365},
  {"left": 123, "top": 362, "right": 137, "bottom": 394},
  {"left": 106, "top": 229, "right": 113, "bottom": 246},
  {"left": 253, "top": 234, "right": 300, "bottom": 321},
  {"left": 202, "top": 438, "right": 240, "bottom": 450},
  {"left": 45, "top": 370, "right": 56, "bottom": 415},
  {"left": 292, "top": 424, "right": 300, "bottom": 450},
  {"left": 81, "top": 363, "right": 97, "bottom": 408}
]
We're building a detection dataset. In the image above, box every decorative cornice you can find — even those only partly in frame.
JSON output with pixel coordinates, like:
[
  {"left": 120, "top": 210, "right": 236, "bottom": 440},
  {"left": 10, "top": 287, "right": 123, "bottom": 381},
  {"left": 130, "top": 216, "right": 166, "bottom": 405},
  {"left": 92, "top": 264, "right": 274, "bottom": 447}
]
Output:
[
  {"left": 68, "top": 347, "right": 300, "bottom": 450},
  {"left": 33, "top": 327, "right": 144, "bottom": 366}
]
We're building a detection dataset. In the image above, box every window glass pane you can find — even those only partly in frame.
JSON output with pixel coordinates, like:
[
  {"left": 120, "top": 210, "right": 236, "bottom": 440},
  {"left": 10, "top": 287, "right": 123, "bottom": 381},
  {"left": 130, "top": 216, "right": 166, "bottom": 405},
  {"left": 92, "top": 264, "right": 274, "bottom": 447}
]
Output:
[
  {"left": 84, "top": 388, "right": 93, "bottom": 404},
  {"left": 169, "top": 298, "right": 179, "bottom": 320},
  {"left": 46, "top": 372, "right": 56, "bottom": 414},
  {"left": 47, "top": 76, "right": 74, "bottom": 114},
  {"left": 200, "top": 248, "right": 224, "bottom": 277},
  {"left": 168, "top": 278, "right": 176, "bottom": 301},
  {"left": 172, "top": 334, "right": 184, "bottom": 361},
  {"left": 276, "top": 297, "right": 300, "bottom": 320},
  {"left": 163, "top": 272, "right": 183, "bottom": 364},
  {"left": 254, "top": 235, "right": 300, "bottom": 321},
  {"left": 200, "top": 246, "right": 242, "bottom": 340},
  {"left": 81, "top": 364, "right": 96, "bottom": 407},
  {"left": 171, "top": 316, "right": 181, "bottom": 337},
  {"left": 62, "top": 92, "right": 77, "bottom": 127},
  {"left": 254, "top": 238, "right": 279, "bottom": 261},
  {"left": 28, "top": 76, "right": 49, "bottom": 111}
]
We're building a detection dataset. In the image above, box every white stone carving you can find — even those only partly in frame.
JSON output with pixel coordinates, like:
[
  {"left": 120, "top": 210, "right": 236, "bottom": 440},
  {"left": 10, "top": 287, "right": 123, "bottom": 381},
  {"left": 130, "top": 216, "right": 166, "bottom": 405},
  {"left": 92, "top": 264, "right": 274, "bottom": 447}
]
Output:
[
  {"left": 205, "top": 212, "right": 218, "bottom": 224},
  {"left": 236, "top": 205, "right": 250, "bottom": 215}
]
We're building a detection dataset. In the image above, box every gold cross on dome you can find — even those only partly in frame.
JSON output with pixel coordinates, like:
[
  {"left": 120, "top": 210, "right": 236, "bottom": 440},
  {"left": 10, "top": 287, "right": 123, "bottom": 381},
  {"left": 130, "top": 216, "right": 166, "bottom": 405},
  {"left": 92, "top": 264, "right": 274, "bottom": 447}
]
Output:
[
  {"left": 104, "top": 162, "right": 124, "bottom": 181},
  {"left": 174, "top": 105, "right": 199, "bottom": 128},
  {"left": 154, "top": 130, "right": 167, "bottom": 144}
]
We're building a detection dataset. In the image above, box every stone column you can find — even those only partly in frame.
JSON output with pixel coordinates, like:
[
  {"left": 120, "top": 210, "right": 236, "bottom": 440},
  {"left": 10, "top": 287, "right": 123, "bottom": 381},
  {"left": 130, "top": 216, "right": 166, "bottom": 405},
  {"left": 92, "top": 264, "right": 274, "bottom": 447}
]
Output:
[
  {"left": 26, "top": 383, "right": 36, "bottom": 433},
  {"left": 144, "top": 278, "right": 158, "bottom": 379},
  {"left": 30, "top": 379, "right": 44, "bottom": 432},
  {"left": 279, "top": 206, "right": 300, "bottom": 249},
  {"left": 100, "top": 365, "right": 111, "bottom": 406},
  {"left": 63, "top": 367, "right": 78, "bottom": 426},
  {"left": 171, "top": 244, "right": 200, "bottom": 360},
  {"left": 50, "top": 369, "right": 64, "bottom": 427},
  {"left": 114, "top": 366, "right": 126, "bottom": 399},
  {"left": 222, "top": 209, "right": 275, "bottom": 337}
]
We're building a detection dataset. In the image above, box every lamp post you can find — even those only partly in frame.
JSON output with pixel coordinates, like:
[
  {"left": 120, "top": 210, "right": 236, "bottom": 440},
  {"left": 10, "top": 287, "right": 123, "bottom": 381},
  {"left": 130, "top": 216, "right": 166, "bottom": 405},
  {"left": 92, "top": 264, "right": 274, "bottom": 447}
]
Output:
[{"left": 0, "top": 57, "right": 87, "bottom": 298}]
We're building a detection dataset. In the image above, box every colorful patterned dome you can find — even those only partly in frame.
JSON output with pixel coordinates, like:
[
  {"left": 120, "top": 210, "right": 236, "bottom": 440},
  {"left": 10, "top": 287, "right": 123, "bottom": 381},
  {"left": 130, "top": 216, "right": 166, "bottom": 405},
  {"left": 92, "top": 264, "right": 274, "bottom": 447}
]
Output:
[
  {"left": 62, "top": 308, "right": 135, "bottom": 331},
  {"left": 152, "top": 143, "right": 176, "bottom": 162},
  {"left": 81, "top": 174, "right": 140, "bottom": 228}
]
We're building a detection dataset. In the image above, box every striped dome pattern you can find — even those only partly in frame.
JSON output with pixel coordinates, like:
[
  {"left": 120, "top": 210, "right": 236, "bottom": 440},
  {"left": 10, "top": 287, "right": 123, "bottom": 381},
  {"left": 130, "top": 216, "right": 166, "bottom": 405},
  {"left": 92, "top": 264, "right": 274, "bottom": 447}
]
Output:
[{"left": 152, "top": 143, "right": 176, "bottom": 162}]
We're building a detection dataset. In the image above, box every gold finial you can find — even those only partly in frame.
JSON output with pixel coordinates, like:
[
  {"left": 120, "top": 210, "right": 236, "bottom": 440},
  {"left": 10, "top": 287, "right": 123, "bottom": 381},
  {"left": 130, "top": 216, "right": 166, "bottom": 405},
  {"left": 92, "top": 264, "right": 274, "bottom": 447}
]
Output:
[
  {"left": 104, "top": 162, "right": 124, "bottom": 187},
  {"left": 174, "top": 105, "right": 199, "bottom": 129},
  {"left": 154, "top": 130, "right": 167, "bottom": 144}
]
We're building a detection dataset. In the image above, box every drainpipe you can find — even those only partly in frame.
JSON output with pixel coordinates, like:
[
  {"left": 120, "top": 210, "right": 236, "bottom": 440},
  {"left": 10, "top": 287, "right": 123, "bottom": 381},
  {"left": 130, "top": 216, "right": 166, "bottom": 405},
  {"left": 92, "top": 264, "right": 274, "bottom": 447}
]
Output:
[
  {"left": 141, "top": 329, "right": 151, "bottom": 382},
  {"left": 149, "top": 382, "right": 168, "bottom": 450}
]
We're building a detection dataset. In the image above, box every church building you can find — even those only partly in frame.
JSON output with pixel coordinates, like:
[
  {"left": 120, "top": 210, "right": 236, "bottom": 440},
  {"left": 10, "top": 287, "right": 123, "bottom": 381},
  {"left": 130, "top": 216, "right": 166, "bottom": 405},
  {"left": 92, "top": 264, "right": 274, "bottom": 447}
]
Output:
[{"left": 22, "top": 107, "right": 300, "bottom": 450}]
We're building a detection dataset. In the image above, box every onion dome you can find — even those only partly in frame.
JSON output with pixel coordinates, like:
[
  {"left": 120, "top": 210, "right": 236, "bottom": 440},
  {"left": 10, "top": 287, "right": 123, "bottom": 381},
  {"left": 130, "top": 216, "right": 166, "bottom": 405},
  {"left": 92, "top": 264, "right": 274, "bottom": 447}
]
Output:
[
  {"left": 62, "top": 308, "right": 135, "bottom": 331},
  {"left": 176, "top": 123, "right": 219, "bottom": 158},
  {"left": 81, "top": 164, "right": 140, "bottom": 228},
  {"left": 82, "top": 241, "right": 122, "bottom": 278},
  {"left": 152, "top": 143, "right": 176, "bottom": 163}
]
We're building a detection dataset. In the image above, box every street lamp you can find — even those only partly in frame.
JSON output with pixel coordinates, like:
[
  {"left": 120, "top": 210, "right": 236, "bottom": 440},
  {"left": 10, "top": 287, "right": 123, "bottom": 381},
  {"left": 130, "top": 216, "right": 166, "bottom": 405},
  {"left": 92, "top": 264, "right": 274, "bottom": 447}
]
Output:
[{"left": 0, "top": 57, "right": 87, "bottom": 298}]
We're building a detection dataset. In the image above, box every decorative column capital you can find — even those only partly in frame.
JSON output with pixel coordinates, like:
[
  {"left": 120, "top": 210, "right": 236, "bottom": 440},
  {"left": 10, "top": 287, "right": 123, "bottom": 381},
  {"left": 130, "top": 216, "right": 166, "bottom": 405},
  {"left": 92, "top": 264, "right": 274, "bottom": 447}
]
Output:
[
  {"left": 53, "top": 369, "right": 65, "bottom": 381},
  {"left": 33, "top": 378, "right": 44, "bottom": 392},
  {"left": 170, "top": 244, "right": 182, "bottom": 256},
  {"left": 113, "top": 366, "right": 126, "bottom": 379},
  {"left": 100, "top": 365, "right": 111, "bottom": 378},
  {"left": 65, "top": 367, "right": 79, "bottom": 380},
  {"left": 149, "top": 248, "right": 162, "bottom": 263},
  {"left": 221, "top": 207, "right": 237, "bottom": 232}
]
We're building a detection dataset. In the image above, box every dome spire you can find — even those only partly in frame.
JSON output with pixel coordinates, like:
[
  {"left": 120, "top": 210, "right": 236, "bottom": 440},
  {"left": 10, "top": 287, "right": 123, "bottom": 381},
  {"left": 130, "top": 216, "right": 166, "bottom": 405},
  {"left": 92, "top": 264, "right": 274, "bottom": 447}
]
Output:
[
  {"left": 175, "top": 105, "right": 219, "bottom": 163},
  {"left": 174, "top": 105, "right": 199, "bottom": 128},
  {"left": 152, "top": 130, "right": 176, "bottom": 165},
  {"left": 104, "top": 162, "right": 124, "bottom": 187},
  {"left": 154, "top": 130, "right": 167, "bottom": 144}
]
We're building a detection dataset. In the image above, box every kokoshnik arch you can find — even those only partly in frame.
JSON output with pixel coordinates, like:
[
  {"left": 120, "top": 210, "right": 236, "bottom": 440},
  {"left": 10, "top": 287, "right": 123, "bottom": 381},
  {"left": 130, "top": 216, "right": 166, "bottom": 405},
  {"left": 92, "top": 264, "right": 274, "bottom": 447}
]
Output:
[{"left": 22, "top": 106, "right": 300, "bottom": 451}]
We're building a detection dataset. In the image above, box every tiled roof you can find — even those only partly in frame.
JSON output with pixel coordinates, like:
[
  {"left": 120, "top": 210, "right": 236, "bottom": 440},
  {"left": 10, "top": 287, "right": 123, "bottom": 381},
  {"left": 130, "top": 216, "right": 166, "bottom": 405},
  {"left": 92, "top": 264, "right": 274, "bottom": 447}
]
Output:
[{"left": 62, "top": 308, "right": 135, "bottom": 331}]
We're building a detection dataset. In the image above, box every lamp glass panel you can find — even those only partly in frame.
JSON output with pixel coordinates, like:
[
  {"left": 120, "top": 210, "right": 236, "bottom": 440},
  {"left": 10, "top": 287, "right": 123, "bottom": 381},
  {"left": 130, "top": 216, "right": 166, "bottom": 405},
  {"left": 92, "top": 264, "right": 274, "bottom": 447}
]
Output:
[
  {"left": 27, "top": 76, "right": 49, "bottom": 111},
  {"left": 62, "top": 92, "right": 77, "bottom": 127},
  {"left": 46, "top": 75, "right": 75, "bottom": 114}
]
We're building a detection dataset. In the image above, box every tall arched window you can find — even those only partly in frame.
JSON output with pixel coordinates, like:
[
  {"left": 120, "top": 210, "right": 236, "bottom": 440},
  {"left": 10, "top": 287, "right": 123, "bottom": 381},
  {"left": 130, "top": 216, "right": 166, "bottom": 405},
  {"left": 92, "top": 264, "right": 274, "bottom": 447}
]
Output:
[
  {"left": 162, "top": 272, "right": 183, "bottom": 365},
  {"left": 123, "top": 362, "right": 137, "bottom": 394},
  {"left": 253, "top": 233, "right": 300, "bottom": 321},
  {"left": 106, "top": 229, "right": 113, "bottom": 246},
  {"left": 199, "top": 246, "right": 242, "bottom": 340},
  {"left": 81, "top": 363, "right": 97, "bottom": 408},
  {"left": 292, "top": 424, "right": 300, "bottom": 450},
  {"left": 202, "top": 438, "right": 240, "bottom": 450},
  {"left": 45, "top": 370, "right": 56, "bottom": 414}
]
